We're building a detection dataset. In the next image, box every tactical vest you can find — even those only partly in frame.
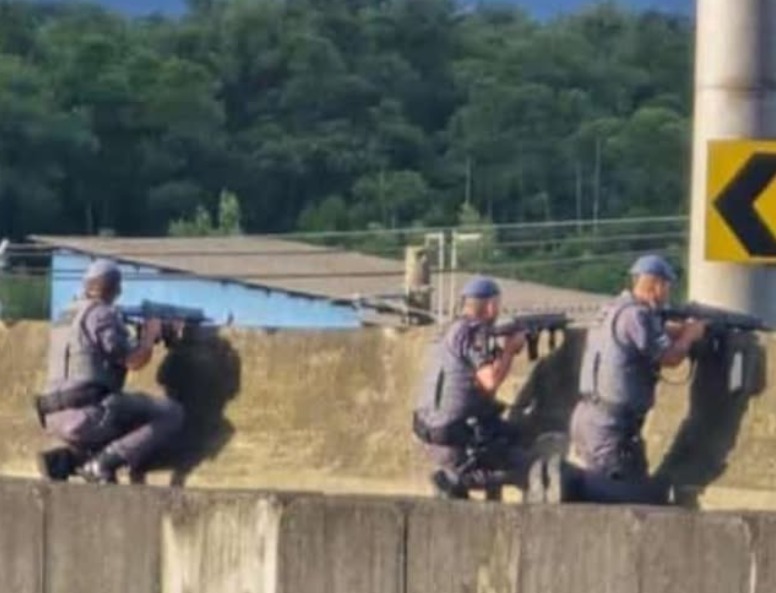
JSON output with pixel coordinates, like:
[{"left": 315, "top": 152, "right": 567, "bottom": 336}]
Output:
[
  {"left": 46, "top": 299, "right": 126, "bottom": 394},
  {"left": 578, "top": 293, "right": 661, "bottom": 416},
  {"left": 414, "top": 318, "right": 499, "bottom": 429}
]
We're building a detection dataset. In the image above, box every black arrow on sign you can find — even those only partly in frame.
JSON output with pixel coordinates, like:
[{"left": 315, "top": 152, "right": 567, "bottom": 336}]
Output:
[{"left": 714, "top": 152, "right": 776, "bottom": 257}]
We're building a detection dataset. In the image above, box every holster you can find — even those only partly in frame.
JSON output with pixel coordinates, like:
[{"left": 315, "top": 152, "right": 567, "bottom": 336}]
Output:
[{"left": 34, "top": 384, "right": 110, "bottom": 428}]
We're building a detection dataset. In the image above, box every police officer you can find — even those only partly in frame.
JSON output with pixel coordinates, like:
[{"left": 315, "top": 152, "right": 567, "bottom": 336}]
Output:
[
  {"left": 569, "top": 254, "right": 707, "bottom": 504},
  {"left": 36, "top": 259, "right": 184, "bottom": 483},
  {"left": 413, "top": 276, "right": 535, "bottom": 499}
]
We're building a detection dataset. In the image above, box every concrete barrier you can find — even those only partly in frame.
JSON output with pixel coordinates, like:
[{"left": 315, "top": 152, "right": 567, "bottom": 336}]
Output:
[
  {"left": 741, "top": 512, "right": 776, "bottom": 593},
  {"left": 1, "top": 322, "right": 776, "bottom": 509},
  {"left": 276, "top": 497, "right": 405, "bottom": 593},
  {"left": 639, "top": 510, "right": 752, "bottom": 593},
  {"left": 162, "top": 490, "right": 285, "bottom": 593},
  {"left": 0, "top": 479, "right": 44, "bottom": 593},
  {"left": 406, "top": 500, "right": 522, "bottom": 593},
  {"left": 0, "top": 323, "right": 436, "bottom": 496},
  {"left": 9, "top": 478, "right": 776, "bottom": 592},
  {"left": 46, "top": 482, "right": 164, "bottom": 593},
  {"left": 518, "top": 505, "right": 641, "bottom": 593}
]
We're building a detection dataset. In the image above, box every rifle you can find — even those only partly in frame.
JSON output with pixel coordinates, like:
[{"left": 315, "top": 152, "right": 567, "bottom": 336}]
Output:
[
  {"left": 119, "top": 300, "right": 211, "bottom": 347},
  {"left": 658, "top": 301, "right": 770, "bottom": 357},
  {"left": 491, "top": 312, "right": 570, "bottom": 361}
]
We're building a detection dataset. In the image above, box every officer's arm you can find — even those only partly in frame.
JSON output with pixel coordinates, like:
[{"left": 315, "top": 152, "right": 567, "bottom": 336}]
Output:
[
  {"left": 125, "top": 337, "right": 156, "bottom": 370},
  {"left": 476, "top": 354, "right": 512, "bottom": 393},
  {"left": 625, "top": 308, "right": 696, "bottom": 368},
  {"left": 474, "top": 334, "right": 525, "bottom": 394},
  {"left": 661, "top": 321, "right": 709, "bottom": 367},
  {"left": 94, "top": 309, "right": 155, "bottom": 371},
  {"left": 664, "top": 321, "right": 685, "bottom": 339},
  {"left": 660, "top": 331, "right": 698, "bottom": 367}
]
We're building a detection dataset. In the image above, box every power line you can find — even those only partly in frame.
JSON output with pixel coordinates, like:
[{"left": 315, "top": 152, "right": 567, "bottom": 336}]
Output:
[
  {"left": 5, "top": 229, "right": 686, "bottom": 259},
  {"left": 274, "top": 215, "right": 688, "bottom": 237},
  {"left": 473, "top": 249, "right": 684, "bottom": 271},
  {"left": 10, "top": 214, "right": 688, "bottom": 248}
]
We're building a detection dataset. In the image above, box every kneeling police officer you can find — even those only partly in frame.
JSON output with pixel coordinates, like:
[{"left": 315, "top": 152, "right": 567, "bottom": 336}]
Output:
[
  {"left": 570, "top": 255, "right": 707, "bottom": 504},
  {"left": 412, "top": 276, "right": 538, "bottom": 500},
  {"left": 36, "top": 259, "right": 184, "bottom": 483}
]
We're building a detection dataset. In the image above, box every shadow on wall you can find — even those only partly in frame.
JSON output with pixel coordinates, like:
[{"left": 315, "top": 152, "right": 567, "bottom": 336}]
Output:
[
  {"left": 505, "top": 328, "right": 767, "bottom": 508},
  {"left": 134, "top": 328, "right": 241, "bottom": 486},
  {"left": 654, "top": 333, "right": 767, "bottom": 508},
  {"left": 507, "top": 330, "right": 587, "bottom": 454}
]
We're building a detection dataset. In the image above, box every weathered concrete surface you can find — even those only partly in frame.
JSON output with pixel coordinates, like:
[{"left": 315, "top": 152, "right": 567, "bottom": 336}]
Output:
[
  {"left": 741, "top": 512, "right": 776, "bottom": 593},
  {"left": 0, "top": 479, "right": 44, "bottom": 593},
  {"left": 519, "top": 505, "right": 641, "bottom": 593},
  {"left": 277, "top": 496, "right": 405, "bottom": 593},
  {"left": 639, "top": 510, "right": 753, "bottom": 593},
  {"left": 9, "top": 477, "right": 776, "bottom": 593},
  {"left": 0, "top": 322, "right": 436, "bottom": 495},
  {"left": 162, "top": 490, "right": 285, "bottom": 593},
  {"left": 46, "top": 482, "right": 163, "bottom": 593},
  {"left": 0, "top": 323, "right": 49, "bottom": 479},
  {"left": 407, "top": 502, "right": 775, "bottom": 593},
  {"left": 1, "top": 321, "right": 776, "bottom": 509},
  {"left": 407, "top": 501, "right": 522, "bottom": 593}
]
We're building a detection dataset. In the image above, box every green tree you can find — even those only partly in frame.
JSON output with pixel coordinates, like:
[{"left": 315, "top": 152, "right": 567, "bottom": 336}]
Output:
[
  {"left": 217, "top": 189, "right": 242, "bottom": 235},
  {"left": 0, "top": 0, "right": 692, "bottom": 263},
  {"left": 168, "top": 204, "right": 214, "bottom": 237},
  {"left": 168, "top": 188, "right": 243, "bottom": 236}
]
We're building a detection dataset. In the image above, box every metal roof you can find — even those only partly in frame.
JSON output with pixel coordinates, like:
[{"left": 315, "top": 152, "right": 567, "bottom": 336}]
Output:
[{"left": 31, "top": 235, "right": 609, "bottom": 315}]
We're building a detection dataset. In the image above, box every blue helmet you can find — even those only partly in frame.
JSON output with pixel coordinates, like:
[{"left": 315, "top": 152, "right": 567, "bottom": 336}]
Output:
[
  {"left": 629, "top": 254, "right": 677, "bottom": 282},
  {"left": 460, "top": 276, "right": 501, "bottom": 299},
  {"left": 84, "top": 258, "right": 121, "bottom": 283}
]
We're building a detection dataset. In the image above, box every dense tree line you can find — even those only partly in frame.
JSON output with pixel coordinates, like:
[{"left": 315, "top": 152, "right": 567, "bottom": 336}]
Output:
[{"left": 0, "top": 0, "right": 692, "bottom": 241}]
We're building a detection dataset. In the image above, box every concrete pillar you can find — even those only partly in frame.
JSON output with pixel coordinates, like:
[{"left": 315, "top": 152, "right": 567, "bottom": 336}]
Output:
[
  {"left": 689, "top": 0, "right": 776, "bottom": 322},
  {"left": 404, "top": 246, "right": 432, "bottom": 324}
]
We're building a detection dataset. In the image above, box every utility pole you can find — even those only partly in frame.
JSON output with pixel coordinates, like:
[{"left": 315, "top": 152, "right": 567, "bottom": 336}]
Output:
[
  {"left": 593, "top": 136, "right": 602, "bottom": 233},
  {"left": 465, "top": 155, "right": 473, "bottom": 206},
  {"left": 688, "top": 0, "right": 776, "bottom": 322},
  {"left": 423, "top": 233, "right": 446, "bottom": 322},
  {"left": 403, "top": 246, "right": 432, "bottom": 325}
]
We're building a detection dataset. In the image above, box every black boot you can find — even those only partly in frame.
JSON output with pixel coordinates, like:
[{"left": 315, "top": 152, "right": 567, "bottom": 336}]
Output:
[
  {"left": 431, "top": 470, "right": 470, "bottom": 500},
  {"left": 459, "top": 468, "right": 509, "bottom": 501},
  {"left": 37, "top": 447, "right": 83, "bottom": 481},
  {"left": 526, "top": 454, "right": 577, "bottom": 504},
  {"left": 77, "top": 450, "right": 125, "bottom": 485}
]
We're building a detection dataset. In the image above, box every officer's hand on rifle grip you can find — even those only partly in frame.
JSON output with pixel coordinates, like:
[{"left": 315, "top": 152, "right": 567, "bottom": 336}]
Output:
[
  {"left": 526, "top": 333, "right": 539, "bottom": 361},
  {"left": 502, "top": 331, "right": 526, "bottom": 357},
  {"left": 143, "top": 318, "right": 163, "bottom": 344},
  {"left": 683, "top": 318, "right": 709, "bottom": 343},
  {"left": 171, "top": 319, "right": 186, "bottom": 339}
]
